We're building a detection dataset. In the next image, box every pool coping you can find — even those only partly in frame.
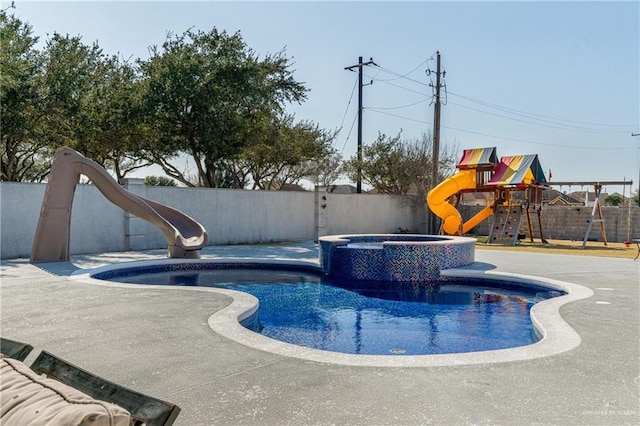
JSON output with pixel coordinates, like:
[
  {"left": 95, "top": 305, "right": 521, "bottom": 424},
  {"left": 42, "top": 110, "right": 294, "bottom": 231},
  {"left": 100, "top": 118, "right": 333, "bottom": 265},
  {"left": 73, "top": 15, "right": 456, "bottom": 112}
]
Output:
[{"left": 72, "top": 257, "right": 594, "bottom": 368}]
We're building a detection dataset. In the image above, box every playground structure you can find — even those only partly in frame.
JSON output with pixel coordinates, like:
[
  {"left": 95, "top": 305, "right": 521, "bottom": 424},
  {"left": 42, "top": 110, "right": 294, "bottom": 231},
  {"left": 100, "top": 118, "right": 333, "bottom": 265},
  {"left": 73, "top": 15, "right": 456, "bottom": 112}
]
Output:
[
  {"left": 427, "top": 147, "right": 635, "bottom": 246},
  {"left": 30, "top": 147, "right": 208, "bottom": 262},
  {"left": 427, "top": 147, "right": 548, "bottom": 245}
]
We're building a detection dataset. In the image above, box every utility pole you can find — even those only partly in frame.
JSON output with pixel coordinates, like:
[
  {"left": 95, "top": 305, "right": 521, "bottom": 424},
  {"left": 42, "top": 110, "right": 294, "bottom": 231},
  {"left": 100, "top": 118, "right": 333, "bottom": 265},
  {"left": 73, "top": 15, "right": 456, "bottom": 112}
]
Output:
[
  {"left": 345, "top": 56, "right": 376, "bottom": 193},
  {"left": 427, "top": 51, "right": 444, "bottom": 233}
]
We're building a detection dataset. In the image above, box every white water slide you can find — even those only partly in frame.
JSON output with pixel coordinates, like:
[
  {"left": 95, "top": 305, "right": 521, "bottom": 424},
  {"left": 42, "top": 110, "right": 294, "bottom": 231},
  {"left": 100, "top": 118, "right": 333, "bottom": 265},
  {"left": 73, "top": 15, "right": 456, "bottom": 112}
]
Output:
[{"left": 31, "top": 147, "right": 207, "bottom": 262}]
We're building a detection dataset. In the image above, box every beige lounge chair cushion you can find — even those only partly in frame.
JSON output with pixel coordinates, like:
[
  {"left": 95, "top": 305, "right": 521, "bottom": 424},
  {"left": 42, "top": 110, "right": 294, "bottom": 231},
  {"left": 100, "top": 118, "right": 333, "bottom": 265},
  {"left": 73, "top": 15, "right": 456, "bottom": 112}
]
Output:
[{"left": 0, "top": 356, "right": 130, "bottom": 426}]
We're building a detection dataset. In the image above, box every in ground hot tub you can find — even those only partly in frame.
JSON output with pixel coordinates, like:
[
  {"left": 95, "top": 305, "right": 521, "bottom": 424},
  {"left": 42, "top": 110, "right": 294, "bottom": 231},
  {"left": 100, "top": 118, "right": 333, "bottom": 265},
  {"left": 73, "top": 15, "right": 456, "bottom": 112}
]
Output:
[{"left": 319, "top": 234, "right": 476, "bottom": 282}]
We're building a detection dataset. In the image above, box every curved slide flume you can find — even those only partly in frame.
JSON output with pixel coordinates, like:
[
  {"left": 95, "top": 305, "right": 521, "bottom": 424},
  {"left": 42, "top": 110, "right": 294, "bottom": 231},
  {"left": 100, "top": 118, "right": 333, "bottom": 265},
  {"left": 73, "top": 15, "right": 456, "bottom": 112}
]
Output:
[
  {"left": 427, "top": 170, "right": 494, "bottom": 235},
  {"left": 31, "top": 147, "right": 207, "bottom": 262}
]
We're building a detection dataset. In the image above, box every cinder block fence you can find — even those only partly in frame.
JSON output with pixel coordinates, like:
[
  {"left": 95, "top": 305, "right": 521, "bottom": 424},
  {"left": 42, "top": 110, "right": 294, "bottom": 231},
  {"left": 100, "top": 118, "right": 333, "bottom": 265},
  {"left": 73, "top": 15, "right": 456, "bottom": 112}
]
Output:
[
  {"left": 1, "top": 181, "right": 637, "bottom": 259},
  {"left": 0, "top": 182, "right": 426, "bottom": 259}
]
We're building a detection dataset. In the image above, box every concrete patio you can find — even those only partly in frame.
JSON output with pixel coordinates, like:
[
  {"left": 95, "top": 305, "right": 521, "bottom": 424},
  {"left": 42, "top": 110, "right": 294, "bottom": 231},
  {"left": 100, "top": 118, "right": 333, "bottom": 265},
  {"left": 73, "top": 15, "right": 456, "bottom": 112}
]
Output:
[{"left": 1, "top": 242, "right": 638, "bottom": 425}]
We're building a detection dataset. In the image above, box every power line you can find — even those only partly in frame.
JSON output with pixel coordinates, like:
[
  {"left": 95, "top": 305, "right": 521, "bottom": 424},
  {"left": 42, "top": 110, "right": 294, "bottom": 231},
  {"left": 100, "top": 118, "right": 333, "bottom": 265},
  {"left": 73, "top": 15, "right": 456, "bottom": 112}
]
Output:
[
  {"left": 440, "top": 124, "right": 636, "bottom": 150},
  {"left": 447, "top": 101, "right": 631, "bottom": 134},
  {"left": 365, "top": 98, "right": 430, "bottom": 110},
  {"left": 340, "top": 112, "right": 359, "bottom": 154},
  {"left": 363, "top": 72, "right": 431, "bottom": 98},
  {"left": 365, "top": 107, "right": 432, "bottom": 125},
  {"left": 360, "top": 78, "right": 632, "bottom": 135},
  {"left": 336, "top": 75, "right": 359, "bottom": 135},
  {"left": 372, "top": 64, "right": 431, "bottom": 87},
  {"left": 344, "top": 58, "right": 637, "bottom": 157},
  {"left": 447, "top": 91, "right": 635, "bottom": 129},
  {"left": 368, "top": 56, "right": 435, "bottom": 83},
  {"left": 365, "top": 108, "right": 636, "bottom": 151},
  {"left": 360, "top": 64, "right": 636, "bottom": 132}
]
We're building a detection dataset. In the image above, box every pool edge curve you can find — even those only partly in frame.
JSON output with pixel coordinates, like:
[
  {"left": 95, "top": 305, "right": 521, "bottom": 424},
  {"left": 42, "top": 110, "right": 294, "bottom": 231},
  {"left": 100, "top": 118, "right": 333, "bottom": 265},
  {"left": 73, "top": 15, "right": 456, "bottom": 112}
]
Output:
[{"left": 74, "top": 258, "right": 594, "bottom": 368}]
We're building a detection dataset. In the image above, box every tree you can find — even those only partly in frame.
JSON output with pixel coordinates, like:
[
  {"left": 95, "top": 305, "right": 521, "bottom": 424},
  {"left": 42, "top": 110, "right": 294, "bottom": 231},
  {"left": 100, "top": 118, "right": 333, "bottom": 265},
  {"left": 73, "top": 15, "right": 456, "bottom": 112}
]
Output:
[
  {"left": 38, "top": 34, "right": 151, "bottom": 182},
  {"left": 343, "top": 132, "right": 457, "bottom": 194},
  {"left": 604, "top": 194, "right": 623, "bottom": 206},
  {"left": 404, "top": 133, "right": 458, "bottom": 193},
  {"left": 0, "top": 12, "right": 51, "bottom": 182},
  {"left": 139, "top": 28, "right": 308, "bottom": 187},
  {"left": 89, "top": 57, "right": 152, "bottom": 182},
  {"left": 2, "top": 12, "right": 151, "bottom": 182},
  {"left": 304, "top": 147, "right": 344, "bottom": 187},
  {"left": 38, "top": 34, "right": 110, "bottom": 156},
  {"left": 344, "top": 132, "right": 407, "bottom": 194},
  {"left": 240, "top": 115, "right": 339, "bottom": 189},
  {"left": 144, "top": 175, "right": 176, "bottom": 186}
]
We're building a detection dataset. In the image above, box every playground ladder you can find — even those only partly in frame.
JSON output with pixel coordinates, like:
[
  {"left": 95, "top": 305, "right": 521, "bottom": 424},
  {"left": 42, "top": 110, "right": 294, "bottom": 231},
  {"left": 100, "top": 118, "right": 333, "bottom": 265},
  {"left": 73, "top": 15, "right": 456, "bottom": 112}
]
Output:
[
  {"left": 523, "top": 206, "right": 548, "bottom": 244},
  {"left": 488, "top": 204, "right": 523, "bottom": 245}
]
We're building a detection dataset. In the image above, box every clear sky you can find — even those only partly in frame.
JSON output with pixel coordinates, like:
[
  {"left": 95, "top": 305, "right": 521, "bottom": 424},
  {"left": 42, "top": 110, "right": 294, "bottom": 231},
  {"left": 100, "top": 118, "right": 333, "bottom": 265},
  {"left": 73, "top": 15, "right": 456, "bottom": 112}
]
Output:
[{"left": 10, "top": 1, "right": 640, "bottom": 196}]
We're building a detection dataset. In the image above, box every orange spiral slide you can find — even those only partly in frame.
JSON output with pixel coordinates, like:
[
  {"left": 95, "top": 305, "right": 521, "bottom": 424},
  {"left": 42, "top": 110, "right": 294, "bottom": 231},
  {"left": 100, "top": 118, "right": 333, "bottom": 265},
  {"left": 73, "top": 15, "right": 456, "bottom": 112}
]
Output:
[{"left": 426, "top": 170, "right": 494, "bottom": 235}]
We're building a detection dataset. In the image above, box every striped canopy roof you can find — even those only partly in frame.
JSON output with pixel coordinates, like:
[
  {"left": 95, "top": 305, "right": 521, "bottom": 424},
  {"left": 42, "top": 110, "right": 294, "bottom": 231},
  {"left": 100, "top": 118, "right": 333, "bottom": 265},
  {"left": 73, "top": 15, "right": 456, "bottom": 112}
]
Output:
[
  {"left": 487, "top": 154, "right": 547, "bottom": 187},
  {"left": 457, "top": 147, "right": 498, "bottom": 170}
]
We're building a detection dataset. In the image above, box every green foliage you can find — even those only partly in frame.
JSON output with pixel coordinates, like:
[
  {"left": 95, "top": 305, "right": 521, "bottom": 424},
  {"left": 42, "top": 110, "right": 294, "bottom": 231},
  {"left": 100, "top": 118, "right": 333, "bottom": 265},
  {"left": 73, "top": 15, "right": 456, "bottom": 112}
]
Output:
[
  {"left": 240, "top": 115, "right": 339, "bottom": 189},
  {"left": 2, "top": 14, "right": 335, "bottom": 186},
  {"left": 347, "top": 132, "right": 408, "bottom": 194},
  {"left": 37, "top": 33, "right": 151, "bottom": 182},
  {"left": 604, "top": 194, "right": 623, "bottom": 206},
  {"left": 89, "top": 57, "right": 152, "bottom": 181},
  {"left": 1, "top": 13, "right": 149, "bottom": 182},
  {"left": 343, "top": 132, "right": 457, "bottom": 194},
  {"left": 138, "top": 28, "right": 308, "bottom": 187},
  {"left": 143, "top": 176, "right": 177, "bottom": 186},
  {"left": 38, "top": 33, "right": 108, "bottom": 152},
  {"left": 304, "top": 147, "right": 344, "bottom": 187},
  {"left": 0, "top": 11, "right": 52, "bottom": 182}
]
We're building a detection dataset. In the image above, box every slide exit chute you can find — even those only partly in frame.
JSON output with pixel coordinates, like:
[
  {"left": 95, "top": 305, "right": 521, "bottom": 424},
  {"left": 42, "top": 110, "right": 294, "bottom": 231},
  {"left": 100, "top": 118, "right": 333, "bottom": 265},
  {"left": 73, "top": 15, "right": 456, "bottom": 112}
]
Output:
[{"left": 426, "top": 170, "right": 477, "bottom": 235}]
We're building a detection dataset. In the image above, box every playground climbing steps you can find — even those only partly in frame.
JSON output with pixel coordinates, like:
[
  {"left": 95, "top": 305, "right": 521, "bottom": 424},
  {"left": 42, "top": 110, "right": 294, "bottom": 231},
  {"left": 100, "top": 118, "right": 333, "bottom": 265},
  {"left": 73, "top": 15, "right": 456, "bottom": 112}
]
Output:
[
  {"left": 488, "top": 205, "right": 524, "bottom": 245},
  {"left": 522, "top": 206, "right": 547, "bottom": 243}
]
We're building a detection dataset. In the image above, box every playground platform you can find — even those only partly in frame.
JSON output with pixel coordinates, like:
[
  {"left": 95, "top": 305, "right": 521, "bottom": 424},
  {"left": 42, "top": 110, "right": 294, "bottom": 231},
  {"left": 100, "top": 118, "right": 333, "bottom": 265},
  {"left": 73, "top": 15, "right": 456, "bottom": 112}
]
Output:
[{"left": 1, "top": 242, "right": 638, "bottom": 425}]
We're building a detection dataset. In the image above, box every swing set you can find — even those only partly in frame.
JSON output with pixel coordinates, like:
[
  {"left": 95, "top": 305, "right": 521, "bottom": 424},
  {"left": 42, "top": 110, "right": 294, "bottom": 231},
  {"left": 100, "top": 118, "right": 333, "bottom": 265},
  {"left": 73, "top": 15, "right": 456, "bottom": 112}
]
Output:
[{"left": 546, "top": 180, "right": 634, "bottom": 248}]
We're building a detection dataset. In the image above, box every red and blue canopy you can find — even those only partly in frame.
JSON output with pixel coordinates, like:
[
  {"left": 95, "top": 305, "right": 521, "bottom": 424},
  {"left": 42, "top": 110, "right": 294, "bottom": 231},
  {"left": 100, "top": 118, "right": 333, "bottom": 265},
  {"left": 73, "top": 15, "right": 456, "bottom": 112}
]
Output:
[
  {"left": 457, "top": 147, "right": 498, "bottom": 169},
  {"left": 487, "top": 154, "right": 547, "bottom": 186}
]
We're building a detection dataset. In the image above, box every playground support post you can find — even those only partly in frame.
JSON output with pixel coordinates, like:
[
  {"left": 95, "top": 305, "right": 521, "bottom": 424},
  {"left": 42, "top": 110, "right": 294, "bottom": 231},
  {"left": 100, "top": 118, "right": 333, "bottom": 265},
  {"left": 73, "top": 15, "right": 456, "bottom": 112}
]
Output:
[
  {"left": 627, "top": 184, "right": 632, "bottom": 242},
  {"left": 581, "top": 183, "right": 607, "bottom": 248}
]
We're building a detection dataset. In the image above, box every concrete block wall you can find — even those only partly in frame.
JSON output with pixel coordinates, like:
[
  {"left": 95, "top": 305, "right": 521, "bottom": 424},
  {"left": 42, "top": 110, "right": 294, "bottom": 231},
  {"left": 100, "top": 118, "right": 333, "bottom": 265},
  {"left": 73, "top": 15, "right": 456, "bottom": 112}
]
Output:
[
  {"left": 0, "top": 182, "right": 424, "bottom": 259},
  {"left": 4, "top": 179, "right": 635, "bottom": 259},
  {"left": 326, "top": 192, "right": 426, "bottom": 236},
  {"left": 71, "top": 184, "right": 126, "bottom": 254},
  {"left": 460, "top": 204, "right": 640, "bottom": 243},
  {"left": 1, "top": 183, "right": 50, "bottom": 259}
]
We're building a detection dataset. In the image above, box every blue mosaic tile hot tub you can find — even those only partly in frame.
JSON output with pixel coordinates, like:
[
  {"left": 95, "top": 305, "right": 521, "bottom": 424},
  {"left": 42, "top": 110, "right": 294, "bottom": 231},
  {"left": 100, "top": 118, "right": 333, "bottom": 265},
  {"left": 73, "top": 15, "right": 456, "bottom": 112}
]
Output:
[{"left": 319, "top": 234, "right": 476, "bottom": 282}]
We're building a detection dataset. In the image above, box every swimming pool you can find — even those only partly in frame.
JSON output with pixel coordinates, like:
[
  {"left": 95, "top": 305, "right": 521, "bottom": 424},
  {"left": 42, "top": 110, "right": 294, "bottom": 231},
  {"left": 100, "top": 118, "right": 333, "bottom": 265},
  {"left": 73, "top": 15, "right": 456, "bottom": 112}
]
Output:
[
  {"left": 83, "top": 254, "right": 593, "bottom": 367},
  {"left": 94, "top": 263, "right": 564, "bottom": 356}
]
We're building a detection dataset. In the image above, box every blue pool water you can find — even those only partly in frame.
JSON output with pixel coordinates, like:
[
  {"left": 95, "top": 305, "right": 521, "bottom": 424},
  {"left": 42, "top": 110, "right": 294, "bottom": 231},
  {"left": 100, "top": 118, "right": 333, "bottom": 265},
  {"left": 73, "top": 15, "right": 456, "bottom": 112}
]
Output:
[{"left": 99, "top": 267, "right": 562, "bottom": 355}]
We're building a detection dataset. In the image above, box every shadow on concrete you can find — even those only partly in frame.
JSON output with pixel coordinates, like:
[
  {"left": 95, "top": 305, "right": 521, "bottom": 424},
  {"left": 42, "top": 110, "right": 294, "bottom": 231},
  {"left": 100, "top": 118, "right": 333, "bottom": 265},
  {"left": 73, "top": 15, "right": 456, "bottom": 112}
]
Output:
[{"left": 457, "top": 261, "right": 497, "bottom": 271}]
